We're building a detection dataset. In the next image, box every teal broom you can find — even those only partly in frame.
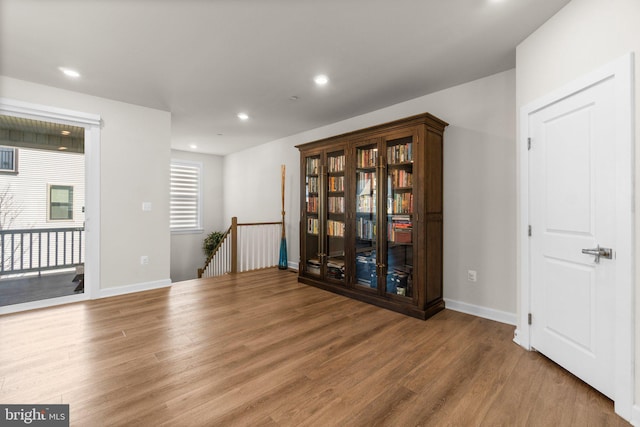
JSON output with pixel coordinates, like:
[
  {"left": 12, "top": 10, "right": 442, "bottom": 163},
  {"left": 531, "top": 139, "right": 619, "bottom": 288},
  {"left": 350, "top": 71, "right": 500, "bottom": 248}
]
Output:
[{"left": 278, "top": 164, "right": 288, "bottom": 270}]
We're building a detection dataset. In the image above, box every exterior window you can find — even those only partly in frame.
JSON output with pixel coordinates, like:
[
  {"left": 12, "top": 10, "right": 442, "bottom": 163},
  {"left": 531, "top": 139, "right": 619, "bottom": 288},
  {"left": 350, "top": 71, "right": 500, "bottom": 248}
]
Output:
[
  {"left": 0, "top": 146, "right": 17, "bottom": 173},
  {"left": 170, "top": 160, "right": 202, "bottom": 232},
  {"left": 49, "top": 185, "right": 74, "bottom": 220}
]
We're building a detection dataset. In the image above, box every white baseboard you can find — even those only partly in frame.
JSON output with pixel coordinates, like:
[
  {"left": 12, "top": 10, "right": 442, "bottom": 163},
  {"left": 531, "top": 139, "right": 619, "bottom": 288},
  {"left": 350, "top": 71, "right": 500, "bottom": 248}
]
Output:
[
  {"left": 0, "top": 293, "right": 87, "bottom": 316},
  {"left": 97, "top": 278, "right": 171, "bottom": 299},
  {"left": 288, "top": 261, "right": 299, "bottom": 271},
  {"left": 512, "top": 328, "right": 522, "bottom": 346},
  {"left": 444, "top": 298, "right": 517, "bottom": 326},
  {"left": 631, "top": 404, "right": 640, "bottom": 426}
]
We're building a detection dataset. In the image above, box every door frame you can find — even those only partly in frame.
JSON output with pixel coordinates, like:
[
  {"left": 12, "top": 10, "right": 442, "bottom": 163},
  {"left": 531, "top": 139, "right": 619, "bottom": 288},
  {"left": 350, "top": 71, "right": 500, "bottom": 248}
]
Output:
[
  {"left": 517, "top": 54, "right": 634, "bottom": 420},
  {"left": 0, "top": 97, "right": 101, "bottom": 314}
]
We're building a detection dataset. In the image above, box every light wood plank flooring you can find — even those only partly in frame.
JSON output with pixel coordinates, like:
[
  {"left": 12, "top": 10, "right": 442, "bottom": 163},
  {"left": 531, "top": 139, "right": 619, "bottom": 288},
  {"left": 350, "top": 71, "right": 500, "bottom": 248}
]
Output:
[{"left": 0, "top": 268, "right": 630, "bottom": 426}]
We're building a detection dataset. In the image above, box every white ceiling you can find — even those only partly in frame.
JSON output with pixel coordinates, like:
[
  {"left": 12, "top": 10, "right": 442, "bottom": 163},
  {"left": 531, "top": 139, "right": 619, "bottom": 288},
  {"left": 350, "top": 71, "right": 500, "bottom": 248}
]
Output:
[{"left": 0, "top": 0, "right": 570, "bottom": 156}]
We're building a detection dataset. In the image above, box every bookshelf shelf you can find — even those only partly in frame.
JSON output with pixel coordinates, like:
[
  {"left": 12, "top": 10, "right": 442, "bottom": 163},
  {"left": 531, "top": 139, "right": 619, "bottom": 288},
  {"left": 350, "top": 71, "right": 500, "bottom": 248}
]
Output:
[{"left": 297, "top": 113, "right": 447, "bottom": 320}]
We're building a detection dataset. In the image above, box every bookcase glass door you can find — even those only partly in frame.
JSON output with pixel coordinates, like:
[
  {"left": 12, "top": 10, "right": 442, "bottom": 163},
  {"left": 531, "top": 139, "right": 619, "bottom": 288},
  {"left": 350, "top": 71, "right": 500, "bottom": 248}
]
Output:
[
  {"left": 326, "top": 150, "right": 345, "bottom": 283},
  {"left": 354, "top": 143, "right": 378, "bottom": 289},
  {"left": 384, "top": 136, "right": 414, "bottom": 297},
  {"left": 305, "top": 154, "right": 321, "bottom": 277}
]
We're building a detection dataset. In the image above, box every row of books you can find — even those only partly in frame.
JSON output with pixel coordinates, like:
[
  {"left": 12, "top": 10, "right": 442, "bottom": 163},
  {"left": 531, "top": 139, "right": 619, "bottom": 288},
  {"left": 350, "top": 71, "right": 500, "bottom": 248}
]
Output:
[
  {"left": 357, "top": 195, "right": 376, "bottom": 213},
  {"left": 310, "top": 195, "right": 411, "bottom": 216},
  {"left": 327, "top": 219, "right": 345, "bottom": 237},
  {"left": 306, "top": 157, "right": 320, "bottom": 175},
  {"left": 328, "top": 196, "right": 344, "bottom": 214},
  {"left": 307, "top": 217, "right": 319, "bottom": 235},
  {"left": 307, "top": 196, "right": 318, "bottom": 213},
  {"left": 328, "top": 176, "right": 344, "bottom": 192},
  {"left": 388, "top": 193, "right": 413, "bottom": 214},
  {"left": 387, "top": 142, "right": 413, "bottom": 164},
  {"left": 357, "top": 147, "right": 378, "bottom": 168},
  {"left": 306, "top": 258, "right": 345, "bottom": 279},
  {"left": 307, "top": 176, "right": 319, "bottom": 193},
  {"left": 328, "top": 154, "right": 345, "bottom": 173},
  {"left": 355, "top": 250, "right": 376, "bottom": 287},
  {"left": 306, "top": 258, "right": 321, "bottom": 275},
  {"left": 313, "top": 173, "right": 409, "bottom": 195},
  {"left": 388, "top": 216, "right": 412, "bottom": 243},
  {"left": 357, "top": 172, "right": 376, "bottom": 195},
  {"left": 326, "top": 258, "right": 345, "bottom": 280},
  {"left": 388, "top": 169, "right": 412, "bottom": 188},
  {"left": 356, "top": 217, "right": 376, "bottom": 240}
]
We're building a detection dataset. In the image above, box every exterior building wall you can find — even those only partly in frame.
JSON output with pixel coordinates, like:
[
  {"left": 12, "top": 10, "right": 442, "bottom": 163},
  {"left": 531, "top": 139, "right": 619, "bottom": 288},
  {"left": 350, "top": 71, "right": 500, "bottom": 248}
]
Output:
[{"left": 0, "top": 147, "right": 84, "bottom": 230}]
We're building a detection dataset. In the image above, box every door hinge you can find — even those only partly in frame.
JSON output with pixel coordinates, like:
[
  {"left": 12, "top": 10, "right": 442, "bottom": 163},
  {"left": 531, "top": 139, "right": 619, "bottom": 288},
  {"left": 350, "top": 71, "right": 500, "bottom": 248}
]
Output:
[
  {"left": 527, "top": 137, "right": 532, "bottom": 150},
  {"left": 528, "top": 225, "right": 532, "bottom": 237},
  {"left": 528, "top": 313, "right": 532, "bottom": 325}
]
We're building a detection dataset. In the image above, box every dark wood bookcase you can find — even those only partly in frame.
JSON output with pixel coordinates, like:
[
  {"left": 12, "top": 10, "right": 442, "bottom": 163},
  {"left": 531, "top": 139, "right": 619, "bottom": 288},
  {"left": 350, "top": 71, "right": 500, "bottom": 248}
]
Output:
[{"left": 297, "top": 113, "right": 448, "bottom": 319}]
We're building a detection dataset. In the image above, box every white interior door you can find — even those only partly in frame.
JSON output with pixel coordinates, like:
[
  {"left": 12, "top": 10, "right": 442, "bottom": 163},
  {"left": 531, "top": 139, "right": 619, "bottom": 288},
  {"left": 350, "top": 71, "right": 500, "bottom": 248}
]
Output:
[{"left": 528, "top": 76, "right": 616, "bottom": 398}]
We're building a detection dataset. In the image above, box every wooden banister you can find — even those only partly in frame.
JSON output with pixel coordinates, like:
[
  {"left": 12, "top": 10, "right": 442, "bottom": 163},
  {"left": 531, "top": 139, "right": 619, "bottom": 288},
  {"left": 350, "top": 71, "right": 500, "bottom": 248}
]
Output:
[{"left": 231, "top": 216, "right": 238, "bottom": 274}]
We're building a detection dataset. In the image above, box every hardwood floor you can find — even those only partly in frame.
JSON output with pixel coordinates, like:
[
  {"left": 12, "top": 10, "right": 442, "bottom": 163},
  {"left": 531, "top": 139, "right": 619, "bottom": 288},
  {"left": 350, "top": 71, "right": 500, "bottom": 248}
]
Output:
[{"left": 0, "top": 268, "right": 629, "bottom": 426}]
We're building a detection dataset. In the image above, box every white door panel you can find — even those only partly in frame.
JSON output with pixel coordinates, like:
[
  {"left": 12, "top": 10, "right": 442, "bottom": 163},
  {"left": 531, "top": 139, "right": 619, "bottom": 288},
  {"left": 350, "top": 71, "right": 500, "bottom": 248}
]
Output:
[{"left": 529, "top": 77, "right": 615, "bottom": 398}]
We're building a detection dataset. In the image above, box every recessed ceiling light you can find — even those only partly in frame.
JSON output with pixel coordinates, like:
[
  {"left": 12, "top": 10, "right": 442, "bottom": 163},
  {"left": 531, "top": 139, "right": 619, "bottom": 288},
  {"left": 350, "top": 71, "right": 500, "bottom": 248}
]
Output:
[
  {"left": 314, "top": 74, "right": 329, "bottom": 86},
  {"left": 61, "top": 130, "right": 71, "bottom": 136},
  {"left": 59, "top": 67, "right": 80, "bottom": 78},
  {"left": 189, "top": 144, "right": 198, "bottom": 149},
  {"left": 58, "top": 146, "right": 68, "bottom": 151},
  {"left": 237, "top": 112, "right": 249, "bottom": 120}
]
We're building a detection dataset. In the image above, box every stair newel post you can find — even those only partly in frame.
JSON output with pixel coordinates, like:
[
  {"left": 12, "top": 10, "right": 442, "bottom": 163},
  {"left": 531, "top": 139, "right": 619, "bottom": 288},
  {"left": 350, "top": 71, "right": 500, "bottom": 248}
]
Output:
[{"left": 231, "top": 216, "right": 238, "bottom": 273}]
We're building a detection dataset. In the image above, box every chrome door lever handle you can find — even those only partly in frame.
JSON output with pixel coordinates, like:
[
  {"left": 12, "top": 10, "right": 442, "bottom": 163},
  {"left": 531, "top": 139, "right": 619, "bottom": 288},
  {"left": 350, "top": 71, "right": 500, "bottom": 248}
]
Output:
[{"left": 581, "top": 245, "right": 613, "bottom": 263}]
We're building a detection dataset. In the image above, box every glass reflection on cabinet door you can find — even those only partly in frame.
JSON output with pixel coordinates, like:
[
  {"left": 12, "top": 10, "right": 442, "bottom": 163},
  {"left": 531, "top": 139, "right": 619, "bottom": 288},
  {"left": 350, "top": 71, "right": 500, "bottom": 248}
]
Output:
[
  {"left": 385, "top": 136, "right": 414, "bottom": 297},
  {"left": 354, "top": 144, "right": 378, "bottom": 289},
  {"left": 304, "top": 155, "right": 321, "bottom": 276},
  {"left": 326, "top": 150, "right": 345, "bottom": 283}
]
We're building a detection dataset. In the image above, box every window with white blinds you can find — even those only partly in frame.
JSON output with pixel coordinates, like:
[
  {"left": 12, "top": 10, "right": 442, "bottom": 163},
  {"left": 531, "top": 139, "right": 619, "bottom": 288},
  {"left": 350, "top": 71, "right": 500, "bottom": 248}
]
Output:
[{"left": 170, "top": 160, "right": 203, "bottom": 232}]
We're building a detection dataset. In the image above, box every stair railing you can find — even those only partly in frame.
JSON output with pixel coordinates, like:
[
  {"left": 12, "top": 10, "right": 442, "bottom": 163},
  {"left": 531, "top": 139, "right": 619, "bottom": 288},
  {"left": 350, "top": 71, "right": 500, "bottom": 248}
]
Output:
[{"left": 198, "top": 217, "right": 283, "bottom": 278}]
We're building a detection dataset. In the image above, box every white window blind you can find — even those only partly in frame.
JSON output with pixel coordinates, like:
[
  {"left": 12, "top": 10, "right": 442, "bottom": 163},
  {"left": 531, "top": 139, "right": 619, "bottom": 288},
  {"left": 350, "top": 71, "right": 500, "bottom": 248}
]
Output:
[{"left": 170, "top": 160, "right": 202, "bottom": 232}]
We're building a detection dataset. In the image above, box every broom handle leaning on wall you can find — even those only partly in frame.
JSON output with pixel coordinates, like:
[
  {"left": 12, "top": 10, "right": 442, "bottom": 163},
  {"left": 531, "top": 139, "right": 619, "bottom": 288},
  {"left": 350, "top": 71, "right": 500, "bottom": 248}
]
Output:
[{"left": 281, "top": 164, "right": 286, "bottom": 238}]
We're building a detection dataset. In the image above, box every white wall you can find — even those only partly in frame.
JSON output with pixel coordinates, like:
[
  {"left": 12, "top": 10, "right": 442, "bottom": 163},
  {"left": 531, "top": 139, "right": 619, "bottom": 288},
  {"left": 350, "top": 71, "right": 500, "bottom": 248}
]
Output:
[
  {"left": 224, "top": 69, "right": 517, "bottom": 318},
  {"left": 170, "top": 149, "right": 225, "bottom": 282},
  {"left": 515, "top": 0, "right": 640, "bottom": 413},
  {"left": 0, "top": 76, "right": 172, "bottom": 291}
]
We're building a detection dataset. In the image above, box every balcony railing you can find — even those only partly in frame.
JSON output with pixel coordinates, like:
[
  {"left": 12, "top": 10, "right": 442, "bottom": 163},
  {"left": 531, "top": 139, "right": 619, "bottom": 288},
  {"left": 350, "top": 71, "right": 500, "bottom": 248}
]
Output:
[{"left": 0, "top": 227, "right": 84, "bottom": 275}]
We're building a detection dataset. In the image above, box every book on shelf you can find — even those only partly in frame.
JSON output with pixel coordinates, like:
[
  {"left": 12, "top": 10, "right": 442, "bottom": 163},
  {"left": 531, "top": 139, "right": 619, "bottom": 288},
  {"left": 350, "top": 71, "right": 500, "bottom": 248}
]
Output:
[
  {"left": 306, "top": 157, "right": 320, "bottom": 175},
  {"left": 387, "top": 193, "right": 413, "bottom": 214},
  {"left": 327, "top": 258, "right": 345, "bottom": 280},
  {"left": 307, "top": 176, "right": 319, "bottom": 193},
  {"left": 356, "top": 217, "right": 376, "bottom": 240},
  {"left": 388, "top": 216, "right": 412, "bottom": 243},
  {"left": 328, "top": 196, "right": 344, "bottom": 214},
  {"left": 328, "top": 154, "right": 345, "bottom": 173},
  {"left": 306, "top": 258, "right": 321, "bottom": 275},
  {"left": 356, "top": 171, "right": 376, "bottom": 213},
  {"left": 307, "top": 217, "right": 319, "bottom": 234},
  {"left": 306, "top": 196, "right": 318, "bottom": 213},
  {"left": 388, "top": 169, "right": 412, "bottom": 188},
  {"left": 328, "top": 176, "right": 344, "bottom": 192},
  {"left": 327, "top": 219, "right": 345, "bottom": 237},
  {"left": 387, "top": 142, "right": 413, "bottom": 164},
  {"left": 357, "top": 147, "right": 378, "bottom": 168}
]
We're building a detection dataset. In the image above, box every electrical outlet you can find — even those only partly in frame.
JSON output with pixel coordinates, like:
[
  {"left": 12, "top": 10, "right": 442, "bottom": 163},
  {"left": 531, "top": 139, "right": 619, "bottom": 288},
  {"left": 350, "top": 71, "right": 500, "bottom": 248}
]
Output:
[
  {"left": 467, "top": 270, "right": 477, "bottom": 282},
  {"left": 140, "top": 256, "right": 149, "bottom": 265}
]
